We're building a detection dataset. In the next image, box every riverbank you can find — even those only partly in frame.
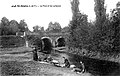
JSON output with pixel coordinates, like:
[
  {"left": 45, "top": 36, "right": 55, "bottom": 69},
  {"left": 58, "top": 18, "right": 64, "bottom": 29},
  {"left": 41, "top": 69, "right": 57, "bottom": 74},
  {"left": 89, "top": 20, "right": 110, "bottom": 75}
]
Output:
[
  {"left": 0, "top": 60, "right": 93, "bottom": 76},
  {"left": 0, "top": 47, "right": 93, "bottom": 76},
  {"left": 54, "top": 48, "right": 120, "bottom": 76},
  {"left": 66, "top": 47, "right": 120, "bottom": 63},
  {"left": 1, "top": 46, "right": 120, "bottom": 76}
]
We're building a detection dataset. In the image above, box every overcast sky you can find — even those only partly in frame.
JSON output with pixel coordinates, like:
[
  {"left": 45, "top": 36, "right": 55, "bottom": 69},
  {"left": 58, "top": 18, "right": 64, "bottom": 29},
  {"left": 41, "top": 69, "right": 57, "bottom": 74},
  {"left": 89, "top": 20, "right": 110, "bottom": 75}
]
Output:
[{"left": 0, "top": 0, "right": 119, "bottom": 31}]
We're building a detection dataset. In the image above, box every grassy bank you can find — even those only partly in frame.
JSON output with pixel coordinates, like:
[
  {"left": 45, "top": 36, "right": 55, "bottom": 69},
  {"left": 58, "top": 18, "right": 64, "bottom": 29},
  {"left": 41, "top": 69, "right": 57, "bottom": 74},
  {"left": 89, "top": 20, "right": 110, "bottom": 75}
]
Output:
[
  {"left": 0, "top": 61, "right": 93, "bottom": 76},
  {"left": 0, "top": 47, "right": 92, "bottom": 76},
  {"left": 0, "top": 46, "right": 33, "bottom": 54}
]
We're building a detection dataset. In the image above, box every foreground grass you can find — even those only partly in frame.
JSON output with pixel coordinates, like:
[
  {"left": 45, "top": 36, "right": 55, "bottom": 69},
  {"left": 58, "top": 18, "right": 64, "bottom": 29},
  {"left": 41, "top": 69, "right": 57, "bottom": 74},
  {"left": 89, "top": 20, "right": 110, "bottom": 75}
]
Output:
[
  {"left": 0, "top": 47, "right": 93, "bottom": 76},
  {"left": 0, "top": 60, "right": 93, "bottom": 76}
]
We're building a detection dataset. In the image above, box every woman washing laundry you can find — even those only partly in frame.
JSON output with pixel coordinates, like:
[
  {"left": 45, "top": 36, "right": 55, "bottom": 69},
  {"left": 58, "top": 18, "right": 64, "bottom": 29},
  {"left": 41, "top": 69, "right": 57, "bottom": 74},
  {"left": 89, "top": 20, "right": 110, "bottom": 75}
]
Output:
[
  {"left": 63, "top": 57, "right": 70, "bottom": 68},
  {"left": 71, "top": 61, "right": 85, "bottom": 74}
]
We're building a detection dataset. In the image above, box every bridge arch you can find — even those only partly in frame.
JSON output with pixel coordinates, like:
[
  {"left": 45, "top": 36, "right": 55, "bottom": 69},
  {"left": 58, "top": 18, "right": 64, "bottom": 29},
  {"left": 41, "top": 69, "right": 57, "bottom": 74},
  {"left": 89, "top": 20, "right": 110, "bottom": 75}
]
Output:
[
  {"left": 41, "top": 37, "right": 52, "bottom": 43},
  {"left": 41, "top": 37, "right": 53, "bottom": 54},
  {"left": 55, "top": 36, "right": 66, "bottom": 47}
]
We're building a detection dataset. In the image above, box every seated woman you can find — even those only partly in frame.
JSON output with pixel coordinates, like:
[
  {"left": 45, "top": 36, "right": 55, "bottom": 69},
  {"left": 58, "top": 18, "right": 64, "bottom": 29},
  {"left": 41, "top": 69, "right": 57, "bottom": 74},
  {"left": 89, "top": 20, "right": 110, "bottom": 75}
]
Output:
[
  {"left": 63, "top": 57, "right": 70, "bottom": 68},
  {"left": 72, "top": 61, "right": 85, "bottom": 74}
]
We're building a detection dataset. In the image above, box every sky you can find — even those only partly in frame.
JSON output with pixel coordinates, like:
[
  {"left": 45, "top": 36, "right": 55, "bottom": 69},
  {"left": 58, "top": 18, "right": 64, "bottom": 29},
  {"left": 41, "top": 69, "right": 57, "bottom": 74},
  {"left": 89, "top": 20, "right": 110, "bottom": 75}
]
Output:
[{"left": 0, "top": 0, "right": 119, "bottom": 31}]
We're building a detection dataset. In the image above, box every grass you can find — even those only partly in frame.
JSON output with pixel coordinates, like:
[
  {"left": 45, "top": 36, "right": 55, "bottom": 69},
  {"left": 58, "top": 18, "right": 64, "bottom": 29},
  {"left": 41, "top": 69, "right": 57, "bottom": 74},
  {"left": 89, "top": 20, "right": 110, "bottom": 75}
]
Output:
[
  {"left": 0, "top": 46, "right": 93, "bottom": 76},
  {"left": 0, "top": 46, "right": 33, "bottom": 54},
  {"left": 0, "top": 60, "right": 92, "bottom": 76}
]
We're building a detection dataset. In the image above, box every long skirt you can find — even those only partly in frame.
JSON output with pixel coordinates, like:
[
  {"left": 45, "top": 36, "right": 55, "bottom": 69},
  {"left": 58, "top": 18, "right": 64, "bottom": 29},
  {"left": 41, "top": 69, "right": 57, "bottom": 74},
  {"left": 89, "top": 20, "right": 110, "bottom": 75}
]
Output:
[{"left": 33, "top": 51, "right": 38, "bottom": 61}]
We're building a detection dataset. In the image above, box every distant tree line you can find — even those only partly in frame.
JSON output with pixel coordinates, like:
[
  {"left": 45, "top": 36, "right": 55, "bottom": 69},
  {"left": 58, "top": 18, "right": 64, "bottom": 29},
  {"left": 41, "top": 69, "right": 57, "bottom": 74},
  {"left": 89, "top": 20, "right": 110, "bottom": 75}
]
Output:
[
  {"left": 0, "top": 16, "right": 67, "bottom": 36},
  {"left": 0, "top": 17, "right": 29, "bottom": 35},
  {"left": 32, "top": 21, "right": 68, "bottom": 34},
  {"left": 67, "top": 0, "right": 120, "bottom": 54}
]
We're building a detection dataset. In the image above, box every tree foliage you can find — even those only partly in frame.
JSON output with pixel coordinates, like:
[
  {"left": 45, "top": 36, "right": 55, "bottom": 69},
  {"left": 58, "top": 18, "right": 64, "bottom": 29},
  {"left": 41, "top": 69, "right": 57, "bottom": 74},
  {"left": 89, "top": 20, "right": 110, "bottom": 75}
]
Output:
[
  {"left": 94, "top": 0, "right": 106, "bottom": 30},
  {"left": 9, "top": 20, "right": 19, "bottom": 35},
  {"left": 89, "top": 1, "right": 120, "bottom": 54},
  {"left": 0, "top": 17, "right": 29, "bottom": 35},
  {"left": 89, "top": 0, "right": 108, "bottom": 52},
  {"left": 33, "top": 25, "right": 44, "bottom": 35},
  {"left": 67, "top": 0, "right": 120, "bottom": 55},
  {"left": 27, "top": 35, "right": 43, "bottom": 50},
  {"left": 68, "top": 0, "right": 90, "bottom": 49},
  {"left": 46, "top": 22, "right": 62, "bottom": 32},
  {"left": 19, "top": 20, "right": 29, "bottom": 32},
  {"left": 33, "top": 25, "right": 44, "bottom": 32},
  {"left": 109, "top": 3, "right": 120, "bottom": 52},
  {"left": 61, "top": 26, "right": 70, "bottom": 33},
  {"left": 0, "top": 17, "right": 10, "bottom": 35}
]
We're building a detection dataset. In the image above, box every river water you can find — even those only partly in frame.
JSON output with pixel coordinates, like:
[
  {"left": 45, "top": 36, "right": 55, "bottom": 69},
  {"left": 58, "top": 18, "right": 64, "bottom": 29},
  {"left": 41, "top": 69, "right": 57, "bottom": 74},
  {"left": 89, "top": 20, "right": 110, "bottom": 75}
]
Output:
[{"left": 55, "top": 50, "right": 120, "bottom": 76}]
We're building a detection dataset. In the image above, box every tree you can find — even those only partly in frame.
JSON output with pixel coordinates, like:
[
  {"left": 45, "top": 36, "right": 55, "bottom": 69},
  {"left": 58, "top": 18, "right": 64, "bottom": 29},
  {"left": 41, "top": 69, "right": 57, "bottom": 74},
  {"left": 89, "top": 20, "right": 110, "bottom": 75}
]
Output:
[
  {"left": 46, "top": 22, "right": 62, "bottom": 32},
  {"left": 71, "top": 0, "right": 80, "bottom": 20},
  {"left": 9, "top": 20, "right": 19, "bottom": 35},
  {"left": 27, "top": 35, "right": 43, "bottom": 50},
  {"left": 19, "top": 20, "right": 28, "bottom": 32},
  {"left": 88, "top": 0, "right": 116, "bottom": 54},
  {"left": 88, "top": 0, "right": 108, "bottom": 53},
  {"left": 33, "top": 25, "right": 43, "bottom": 32},
  {"left": 68, "top": 0, "right": 90, "bottom": 49},
  {"left": 1, "top": 17, "right": 9, "bottom": 26},
  {"left": 33, "top": 25, "right": 44, "bottom": 35},
  {"left": 109, "top": 2, "right": 120, "bottom": 52},
  {"left": 89, "top": 0, "right": 120, "bottom": 54},
  {"left": 94, "top": 0, "right": 106, "bottom": 30},
  {"left": 0, "top": 17, "right": 10, "bottom": 35},
  {"left": 0, "top": 22, "right": 3, "bottom": 35},
  {"left": 61, "top": 26, "right": 70, "bottom": 33},
  {"left": 0, "top": 17, "right": 30, "bottom": 35}
]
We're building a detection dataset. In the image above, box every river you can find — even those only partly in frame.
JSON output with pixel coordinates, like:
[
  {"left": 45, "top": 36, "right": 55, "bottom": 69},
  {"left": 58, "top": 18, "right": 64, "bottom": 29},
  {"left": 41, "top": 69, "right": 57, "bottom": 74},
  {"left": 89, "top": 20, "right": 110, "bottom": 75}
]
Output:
[{"left": 55, "top": 50, "right": 120, "bottom": 76}]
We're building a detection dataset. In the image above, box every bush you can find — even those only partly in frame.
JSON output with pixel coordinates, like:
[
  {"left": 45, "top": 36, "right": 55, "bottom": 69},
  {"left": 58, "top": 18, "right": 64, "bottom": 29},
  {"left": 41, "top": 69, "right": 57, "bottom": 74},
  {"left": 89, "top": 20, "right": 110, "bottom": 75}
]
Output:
[
  {"left": 0, "top": 35, "right": 25, "bottom": 48},
  {"left": 1, "top": 61, "right": 28, "bottom": 75},
  {"left": 27, "top": 35, "right": 43, "bottom": 50}
]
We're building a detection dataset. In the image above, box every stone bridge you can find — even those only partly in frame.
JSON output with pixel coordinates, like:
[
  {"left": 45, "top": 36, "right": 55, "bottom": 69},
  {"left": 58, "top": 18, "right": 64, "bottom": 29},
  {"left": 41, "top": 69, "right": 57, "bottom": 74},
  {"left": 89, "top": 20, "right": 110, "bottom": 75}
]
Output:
[{"left": 41, "top": 32, "right": 69, "bottom": 47}]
